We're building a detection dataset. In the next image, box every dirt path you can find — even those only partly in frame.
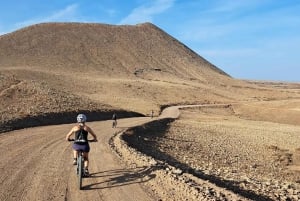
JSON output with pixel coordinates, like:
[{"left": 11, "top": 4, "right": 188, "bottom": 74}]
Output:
[
  {"left": 0, "top": 117, "right": 156, "bottom": 201},
  {"left": 0, "top": 105, "right": 248, "bottom": 201}
]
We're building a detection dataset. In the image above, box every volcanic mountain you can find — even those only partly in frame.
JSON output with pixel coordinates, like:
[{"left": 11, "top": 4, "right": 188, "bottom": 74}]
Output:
[
  {"left": 0, "top": 22, "right": 228, "bottom": 78},
  {"left": 0, "top": 22, "right": 297, "bottom": 131}
]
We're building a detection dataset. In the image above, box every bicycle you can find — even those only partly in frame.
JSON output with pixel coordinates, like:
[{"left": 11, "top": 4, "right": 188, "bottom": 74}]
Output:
[
  {"left": 68, "top": 139, "right": 96, "bottom": 190},
  {"left": 112, "top": 119, "right": 117, "bottom": 128}
]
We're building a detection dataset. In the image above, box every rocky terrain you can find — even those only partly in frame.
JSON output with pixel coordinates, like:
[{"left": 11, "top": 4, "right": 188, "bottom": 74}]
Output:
[
  {"left": 1, "top": 22, "right": 300, "bottom": 200},
  {"left": 121, "top": 104, "right": 300, "bottom": 200},
  {"left": 1, "top": 22, "right": 299, "bottom": 126}
]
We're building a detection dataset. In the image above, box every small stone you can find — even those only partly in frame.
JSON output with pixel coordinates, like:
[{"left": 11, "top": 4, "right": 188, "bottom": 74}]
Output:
[{"left": 173, "top": 168, "right": 183, "bottom": 175}]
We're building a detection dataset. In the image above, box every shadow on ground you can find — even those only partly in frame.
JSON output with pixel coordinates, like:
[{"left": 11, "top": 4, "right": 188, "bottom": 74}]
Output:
[
  {"left": 0, "top": 110, "right": 144, "bottom": 133},
  {"left": 83, "top": 165, "right": 161, "bottom": 190},
  {"left": 122, "top": 118, "right": 273, "bottom": 201}
]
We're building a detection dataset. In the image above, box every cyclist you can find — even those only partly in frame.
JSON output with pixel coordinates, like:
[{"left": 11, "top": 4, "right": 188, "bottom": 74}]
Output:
[
  {"left": 112, "top": 112, "right": 117, "bottom": 128},
  {"left": 66, "top": 114, "right": 97, "bottom": 176}
]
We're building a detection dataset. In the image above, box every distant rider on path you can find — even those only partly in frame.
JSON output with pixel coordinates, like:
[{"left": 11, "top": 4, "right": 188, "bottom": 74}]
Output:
[{"left": 112, "top": 112, "right": 117, "bottom": 128}]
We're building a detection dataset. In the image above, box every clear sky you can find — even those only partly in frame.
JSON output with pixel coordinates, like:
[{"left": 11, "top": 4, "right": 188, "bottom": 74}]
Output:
[{"left": 1, "top": 0, "right": 299, "bottom": 82}]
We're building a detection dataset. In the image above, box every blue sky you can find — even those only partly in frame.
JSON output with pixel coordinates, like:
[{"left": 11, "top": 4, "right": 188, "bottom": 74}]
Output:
[{"left": 1, "top": 0, "right": 299, "bottom": 82}]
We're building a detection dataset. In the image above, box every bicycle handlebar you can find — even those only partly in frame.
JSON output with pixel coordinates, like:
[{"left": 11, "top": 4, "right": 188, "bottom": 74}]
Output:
[{"left": 67, "top": 139, "right": 97, "bottom": 142}]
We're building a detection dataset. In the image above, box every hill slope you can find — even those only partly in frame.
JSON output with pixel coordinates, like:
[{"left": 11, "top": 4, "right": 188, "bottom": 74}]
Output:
[
  {"left": 0, "top": 22, "right": 299, "bottom": 129},
  {"left": 0, "top": 22, "right": 228, "bottom": 81}
]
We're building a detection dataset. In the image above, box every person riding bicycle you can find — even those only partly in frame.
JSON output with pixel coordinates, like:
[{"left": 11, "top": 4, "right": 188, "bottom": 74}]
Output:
[
  {"left": 66, "top": 114, "right": 97, "bottom": 176},
  {"left": 112, "top": 112, "right": 117, "bottom": 128}
]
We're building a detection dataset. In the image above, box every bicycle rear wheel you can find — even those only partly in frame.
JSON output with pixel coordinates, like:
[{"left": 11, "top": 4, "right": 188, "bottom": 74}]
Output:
[
  {"left": 77, "top": 154, "right": 83, "bottom": 190},
  {"left": 112, "top": 120, "right": 117, "bottom": 128}
]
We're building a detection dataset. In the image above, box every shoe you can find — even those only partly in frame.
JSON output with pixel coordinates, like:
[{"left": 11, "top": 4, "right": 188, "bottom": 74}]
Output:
[
  {"left": 73, "top": 158, "right": 77, "bottom": 165},
  {"left": 84, "top": 168, "right": 90, "bottom": 177}
]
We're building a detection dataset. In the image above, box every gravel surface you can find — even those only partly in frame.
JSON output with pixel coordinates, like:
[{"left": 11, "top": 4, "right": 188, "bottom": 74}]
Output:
[{"left": 120, "top": 106, "right": 300, "bottom": 200}]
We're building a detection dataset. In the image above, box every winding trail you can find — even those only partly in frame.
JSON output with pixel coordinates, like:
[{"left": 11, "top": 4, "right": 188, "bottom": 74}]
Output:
[{"left": 0, "top": 104, "right": 238, "bottom": 201}]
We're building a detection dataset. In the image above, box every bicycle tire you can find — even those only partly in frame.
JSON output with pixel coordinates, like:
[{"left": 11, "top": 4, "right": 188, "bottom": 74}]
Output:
[
  {"left": 77, "top": 154, "right": 83, "bottom": 190},
  {"left": 112, "top": 120, "right": 117, "bottom": 128}
]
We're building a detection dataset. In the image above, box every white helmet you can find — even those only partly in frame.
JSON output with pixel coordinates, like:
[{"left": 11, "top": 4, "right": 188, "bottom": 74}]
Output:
[{"left": 77, "top": 114, "right": 87, "bottom": 123}]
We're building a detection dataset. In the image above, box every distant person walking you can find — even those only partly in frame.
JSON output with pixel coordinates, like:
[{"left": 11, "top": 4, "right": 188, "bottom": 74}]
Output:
[
  {"left": 112, "top": 112, "right": 117, "bottom": 128},
  {"left": 151, "top": 110, "right": 154, "bottom": 118}
]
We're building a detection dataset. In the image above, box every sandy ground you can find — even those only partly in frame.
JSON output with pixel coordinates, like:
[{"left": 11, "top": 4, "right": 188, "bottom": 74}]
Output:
[
  {"left": 1, "top": 23, "right": 300, "bottom": 201},
  {"left": 1, "top": 104, "right": 300, "bottom": 201},
  {"left": 0, "top": 105, "right": 257, "bottom": 201},
  {"left": 0, "top": 117, "right": 156, "bottom": 201},
  {"left": 121, "top": 104, "right": 300, "bottom": 200}
]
